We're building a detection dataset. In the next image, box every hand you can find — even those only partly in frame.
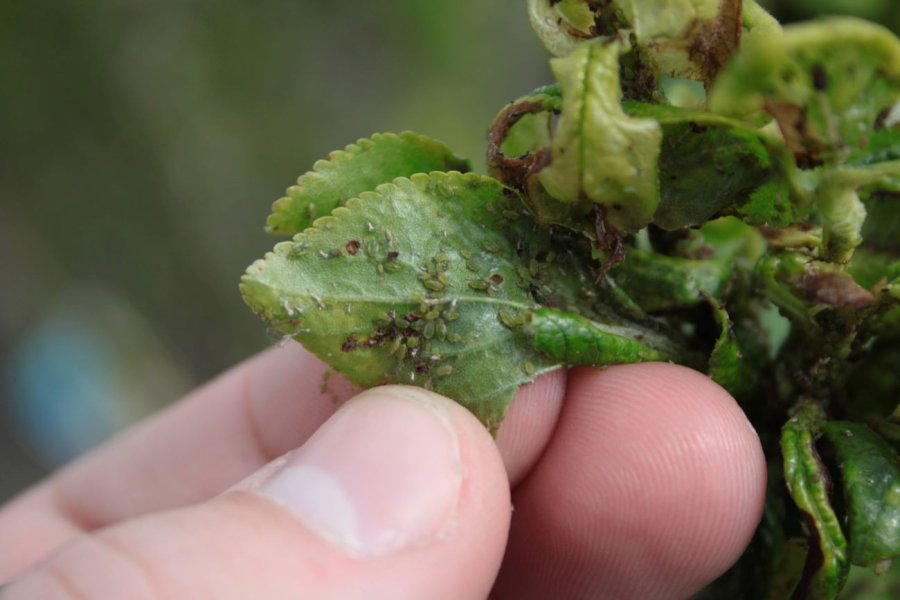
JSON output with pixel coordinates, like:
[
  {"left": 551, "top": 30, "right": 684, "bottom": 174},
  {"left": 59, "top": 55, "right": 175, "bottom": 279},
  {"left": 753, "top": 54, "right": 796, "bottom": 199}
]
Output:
[{"left": 0, "top": 343, "right": 766, "bottom": 599}]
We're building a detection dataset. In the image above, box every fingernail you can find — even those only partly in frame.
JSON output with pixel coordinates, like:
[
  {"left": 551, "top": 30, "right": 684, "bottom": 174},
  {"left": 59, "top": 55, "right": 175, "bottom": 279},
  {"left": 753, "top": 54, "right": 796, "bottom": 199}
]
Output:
[{"left": 253, "top": 387, "right": 462, "bottom": 557}]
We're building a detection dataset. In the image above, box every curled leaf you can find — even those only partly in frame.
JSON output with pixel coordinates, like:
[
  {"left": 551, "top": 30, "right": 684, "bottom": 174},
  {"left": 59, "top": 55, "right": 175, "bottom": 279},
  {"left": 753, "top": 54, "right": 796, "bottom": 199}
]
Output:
[
  {"left": 487, "top": 84, "right": 600, "bottom": 235},
  {"left": 818, "top": 163, "right": 900, "bottom": 263},
  {"left": 710, "top": 17, "right": 900, "bottom": 168},
  {"left": 706, "top": 297, "right": 754, "bottom": 397},
  {"left": 266, "top": 132, "right": 469, "bottom": 235},
  {"left": 617, "top": 0, "right": 743, "bottom": 84},
  {"left": 527, "top": 0, "right": 627, "bottom": 57},
  {"left": 487, "top": 86, "right": 560, "bottom": 194},
  {"left": 537, "top": 37, "right": 662, "bottom": 233},
  {"left": 822, "top": 421, "right": 900, "bottom": 568},
  {"left": 625, "top": 102, "right": 803, "bottom": 228},
  {"left": 609, "top": 247, "right": 732, "bottom": 310},
  {"left": 781, "top": 404, "right": 849, "bottom": 598},
  {"left": 528, "top": 0, "right": 777, "bottom": 87}
]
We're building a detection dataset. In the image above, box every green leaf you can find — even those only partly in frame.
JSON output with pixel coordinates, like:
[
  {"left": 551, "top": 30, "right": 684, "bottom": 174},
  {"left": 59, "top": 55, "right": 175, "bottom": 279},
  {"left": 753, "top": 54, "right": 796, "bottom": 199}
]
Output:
[
  {"left": 707, "top": 297, "right": 754, "bottom": 398},
  {"left": 244, "top": 172, "right": 560, "bottom": 430},
  {"left": 625, "top": 102, "right": 803, "bottom": 229},
  {"left": 527, "top": 306, "right": 689, "bottom": 366},
  {"left": 537, "top": 37, "right": 663, "bottom": 233},
  {"left": 608, "top": 247, "right": 732, "bottom": 310},
  {"left": 709, "top": 17, "right": 900, "bottom": 168},
  {"left": 265, "top": 132, "right": 470, "bottom": 235},
  {"left": 822, "top": 421, "right": 900, "bottom": 568},
  {"left": 846, "top": 118, "right": 900, "bottom": 169},
  {"left": 860, "top": 192, "right": 900, "bottom": 254},
  {"left": 781, "top": 403, "right": 850, "bottom": 599}
]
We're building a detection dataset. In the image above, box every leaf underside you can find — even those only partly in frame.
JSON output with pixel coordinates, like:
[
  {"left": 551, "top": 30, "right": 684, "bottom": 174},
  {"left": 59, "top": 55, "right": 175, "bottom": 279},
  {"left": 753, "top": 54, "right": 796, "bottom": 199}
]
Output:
[{"left": 246, "top": 172, "right": 567, "bottom": 429}]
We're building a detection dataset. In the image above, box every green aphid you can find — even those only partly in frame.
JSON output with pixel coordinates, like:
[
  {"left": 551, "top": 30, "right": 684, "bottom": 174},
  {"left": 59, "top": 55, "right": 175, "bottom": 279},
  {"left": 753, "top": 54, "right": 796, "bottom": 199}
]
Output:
[
  {"left": 499, "top": 309, "right": 531, "bottom": 328},
  {"left": 393, "top": 343, "right": 408, "bottom": 360},
  {"left": 436, "top": 365, "right": 454, "bottom": 377}
]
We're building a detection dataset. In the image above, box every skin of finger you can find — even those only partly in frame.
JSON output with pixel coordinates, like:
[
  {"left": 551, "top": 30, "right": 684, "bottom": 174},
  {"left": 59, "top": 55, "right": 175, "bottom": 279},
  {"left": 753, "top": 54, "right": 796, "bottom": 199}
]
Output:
[
  {"left": 493, "top": 363, "right": 768, "bottom": 600},
  {"left": 0, "top": 342, "right": 352, "bottom": 581},
  {"left": 0, "top": 342, "right": 564, "bottom": 580},
  {"left": 4, "top": 391, "right": 512, "bottom": 600}
]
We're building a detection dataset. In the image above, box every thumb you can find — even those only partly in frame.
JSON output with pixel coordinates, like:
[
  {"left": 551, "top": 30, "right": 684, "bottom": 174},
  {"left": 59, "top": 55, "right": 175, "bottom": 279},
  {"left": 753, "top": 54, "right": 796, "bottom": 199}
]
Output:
[{"left": 4, "top": 387, "right": 511, "bottom": 600}]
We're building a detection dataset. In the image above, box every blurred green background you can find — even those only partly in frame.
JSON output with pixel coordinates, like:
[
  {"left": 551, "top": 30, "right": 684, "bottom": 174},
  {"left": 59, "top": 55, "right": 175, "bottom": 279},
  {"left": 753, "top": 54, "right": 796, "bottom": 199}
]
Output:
[
  {"left": 1, "top": 1, "right": 897, "bottom": 502},
  {"left": 0, "top": 0, "right": 550, "bottom": 501}
]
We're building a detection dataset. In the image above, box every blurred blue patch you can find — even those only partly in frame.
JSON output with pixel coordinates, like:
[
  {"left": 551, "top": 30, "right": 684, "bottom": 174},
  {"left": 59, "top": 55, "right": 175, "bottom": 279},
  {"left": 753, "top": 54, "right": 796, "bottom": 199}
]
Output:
[{"left": 5, "top": 289, "right": 191, "bottom": 466}]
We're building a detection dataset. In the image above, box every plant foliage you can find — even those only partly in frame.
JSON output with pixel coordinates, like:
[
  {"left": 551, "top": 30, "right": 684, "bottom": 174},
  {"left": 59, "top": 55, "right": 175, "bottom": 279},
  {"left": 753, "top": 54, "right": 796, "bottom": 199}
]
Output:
[{"left": 242, "top": 2, "right": 900, "bottom": 596}]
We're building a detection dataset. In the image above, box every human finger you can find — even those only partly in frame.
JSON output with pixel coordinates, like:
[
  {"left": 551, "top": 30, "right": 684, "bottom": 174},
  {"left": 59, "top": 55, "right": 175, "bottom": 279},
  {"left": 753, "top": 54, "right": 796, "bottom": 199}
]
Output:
[
  {"left": 0, "top": 342, "right": 564, "bottom": 580},
  {"left": 493, "top": 363, "right": 768, "bottom": 599}
]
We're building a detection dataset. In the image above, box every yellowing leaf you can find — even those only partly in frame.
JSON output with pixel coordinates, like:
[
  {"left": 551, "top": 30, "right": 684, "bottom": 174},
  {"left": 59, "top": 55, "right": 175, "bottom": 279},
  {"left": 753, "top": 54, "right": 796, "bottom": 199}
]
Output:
[{"left": 537, "top": 38, "right": 662, "bottom": 233}]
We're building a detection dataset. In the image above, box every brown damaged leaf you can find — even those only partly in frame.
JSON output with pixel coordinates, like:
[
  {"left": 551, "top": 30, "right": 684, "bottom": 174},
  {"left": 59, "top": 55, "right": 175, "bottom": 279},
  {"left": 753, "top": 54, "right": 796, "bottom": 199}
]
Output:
[
  {"left": 684, "top": 0, "right": 744, "bottom": 85},
  {"left": 803, "top": 270, "right": 876, "bottom": 310}
]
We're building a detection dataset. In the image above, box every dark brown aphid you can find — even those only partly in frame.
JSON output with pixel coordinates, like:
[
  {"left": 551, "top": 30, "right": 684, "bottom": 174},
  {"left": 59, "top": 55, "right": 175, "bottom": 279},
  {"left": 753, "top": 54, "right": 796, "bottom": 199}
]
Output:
[{"left": 811, "top": 64, "right": 829, "bottom": 91}]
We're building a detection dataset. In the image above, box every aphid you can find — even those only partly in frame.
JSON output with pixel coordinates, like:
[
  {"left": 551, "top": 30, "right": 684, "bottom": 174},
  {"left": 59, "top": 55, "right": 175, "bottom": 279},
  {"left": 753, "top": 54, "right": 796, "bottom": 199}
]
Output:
[
  {"left": 436, "top": 365, "right": 454, "bottom": 377},
  {"left": 498, "top": 308, "right": 531, "bottom": 328}
]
